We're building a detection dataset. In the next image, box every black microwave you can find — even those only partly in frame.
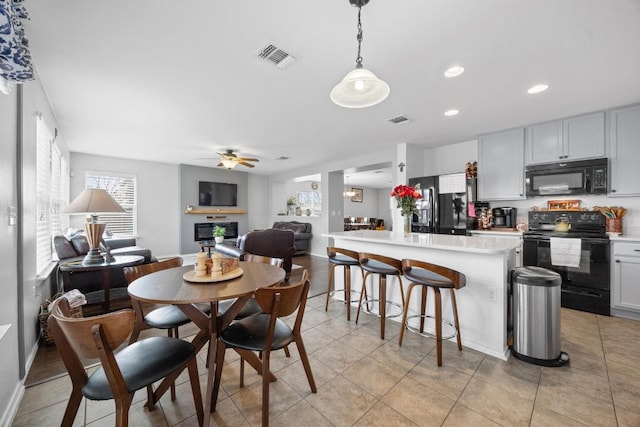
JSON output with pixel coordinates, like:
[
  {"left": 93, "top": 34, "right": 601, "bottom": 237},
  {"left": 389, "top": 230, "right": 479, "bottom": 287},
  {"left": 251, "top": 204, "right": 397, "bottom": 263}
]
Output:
[{"left": 525, "top": 158, "right": 607, "bottom": 197}]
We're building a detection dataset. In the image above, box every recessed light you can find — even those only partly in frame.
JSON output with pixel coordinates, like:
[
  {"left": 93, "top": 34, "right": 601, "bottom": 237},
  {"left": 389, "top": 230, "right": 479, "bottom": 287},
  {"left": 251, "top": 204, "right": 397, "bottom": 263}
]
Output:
[
  {"left": 444, "top": 109, "right": 459, "bottom": 116},
  {"left": 444, "top": 66, "right": 465, "bottom": 78},
  {"left": 527, "top": 84, "right": 549, "bottom": 94}
]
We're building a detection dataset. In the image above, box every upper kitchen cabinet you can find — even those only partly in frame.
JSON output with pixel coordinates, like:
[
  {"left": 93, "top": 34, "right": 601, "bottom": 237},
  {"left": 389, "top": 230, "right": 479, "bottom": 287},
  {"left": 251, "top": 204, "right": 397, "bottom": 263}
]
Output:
[
  {"left": 478, "top": 128, "right": 525, "bottom": 200},
  {"left": 609, "top": 104, "right": 640, "bottom": 196},
  {"left": 525, "top": 112, "right": 605, "bottom": 164}
]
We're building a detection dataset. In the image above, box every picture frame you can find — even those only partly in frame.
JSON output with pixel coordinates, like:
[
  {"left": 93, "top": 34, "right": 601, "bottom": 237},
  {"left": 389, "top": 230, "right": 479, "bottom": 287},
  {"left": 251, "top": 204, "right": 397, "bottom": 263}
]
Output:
[{"left": 350, "top": 188, "right": 363, "bottom": 202}]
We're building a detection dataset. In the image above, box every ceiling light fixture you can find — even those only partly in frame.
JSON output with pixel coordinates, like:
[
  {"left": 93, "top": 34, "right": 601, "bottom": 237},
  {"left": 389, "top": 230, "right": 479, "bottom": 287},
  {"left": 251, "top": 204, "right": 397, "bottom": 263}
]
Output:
[
  {"left": 330, "top": 0, "right": 390, "bottom": 108},
  {"left": 220, "top": 158, "right": 238, "bottom": 169},
  {"left": 444, "top": 109, "right": 459, "bottom": 116},
  {"left": 343, "top": 175, "right": 356, "bottom": 198},
  {"left": 444, "top": 66, "right": 465, "bottom": 78},
  {"left": 527, "top": 84, "right": 549, "bottom": 94}
]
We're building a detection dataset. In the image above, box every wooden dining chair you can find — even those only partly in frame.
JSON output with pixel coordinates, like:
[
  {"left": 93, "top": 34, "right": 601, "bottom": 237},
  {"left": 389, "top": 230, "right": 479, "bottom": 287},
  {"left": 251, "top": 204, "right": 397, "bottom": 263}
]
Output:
[
  {"left": 47, "top": 298, "right": 204, "bottom": 427},
  {"left": 124, "top": 257, "right": 210, "bottom": 399},
  {"left": 211, "top": 269, "right": 316, "bottom": 427}
]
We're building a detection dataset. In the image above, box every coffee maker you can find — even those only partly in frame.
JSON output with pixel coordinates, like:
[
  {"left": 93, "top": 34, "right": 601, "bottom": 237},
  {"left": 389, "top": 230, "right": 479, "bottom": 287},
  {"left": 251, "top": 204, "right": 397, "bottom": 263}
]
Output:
[{"left": 493, "top": 207, "right": 517, "bottom": 228}]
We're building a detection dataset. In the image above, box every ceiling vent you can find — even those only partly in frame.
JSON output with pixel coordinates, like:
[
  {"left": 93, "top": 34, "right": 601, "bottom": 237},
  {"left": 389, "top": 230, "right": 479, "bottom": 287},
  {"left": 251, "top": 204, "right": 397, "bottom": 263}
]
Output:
[
  {"left": 257, "top": 44, "right": 296, "bottom": 70},
  {"left": 276, "top": 156, "right": 290, "bottom": 161},
  {"left": 388, "top": 115, "right": 410, "bottom": 125}
]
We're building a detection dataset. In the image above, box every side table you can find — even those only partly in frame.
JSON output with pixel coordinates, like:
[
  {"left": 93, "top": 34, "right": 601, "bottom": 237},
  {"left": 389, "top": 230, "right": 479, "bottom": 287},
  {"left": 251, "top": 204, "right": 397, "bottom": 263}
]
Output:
[{"left": 59, "top": 255, "right": 145, "bottom": 314}]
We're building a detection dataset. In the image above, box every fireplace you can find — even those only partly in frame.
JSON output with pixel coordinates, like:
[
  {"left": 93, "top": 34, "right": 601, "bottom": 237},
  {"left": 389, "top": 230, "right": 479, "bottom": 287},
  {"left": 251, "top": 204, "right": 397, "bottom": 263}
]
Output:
[{"left": 194, "top": 222, "right": 239, "bottom": 241}]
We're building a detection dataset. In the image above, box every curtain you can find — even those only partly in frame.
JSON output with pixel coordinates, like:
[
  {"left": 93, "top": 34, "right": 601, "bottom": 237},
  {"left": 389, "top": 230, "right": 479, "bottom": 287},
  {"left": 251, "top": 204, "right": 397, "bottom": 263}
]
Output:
[{"left": 0, "top": 0, "right": 33, "bottom": 83}]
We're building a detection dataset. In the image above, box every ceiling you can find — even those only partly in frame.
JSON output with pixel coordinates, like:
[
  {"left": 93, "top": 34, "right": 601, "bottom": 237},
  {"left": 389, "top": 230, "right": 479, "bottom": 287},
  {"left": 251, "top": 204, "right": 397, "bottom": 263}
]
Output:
[{"left": 24, "top": 0, "right": 640, "bottom": 184}]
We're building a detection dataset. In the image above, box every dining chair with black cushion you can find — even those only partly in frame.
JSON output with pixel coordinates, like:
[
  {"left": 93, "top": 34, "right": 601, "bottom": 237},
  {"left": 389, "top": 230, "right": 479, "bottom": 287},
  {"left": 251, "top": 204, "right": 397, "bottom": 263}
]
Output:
[
  {"left": 47, "top": 298, "right": 204, "bottom": 427},
  {"left": 124, "top": 257, "right": 210, "bottom": 399},
  {"left": 211, "top": 269, "right": 316, "bottom": 427},
  {"left": 399, "top": 258, "right": 466, "bottom": 366},
  {"left": 218, "top": 254, "right": 285, "bottom": 320}
]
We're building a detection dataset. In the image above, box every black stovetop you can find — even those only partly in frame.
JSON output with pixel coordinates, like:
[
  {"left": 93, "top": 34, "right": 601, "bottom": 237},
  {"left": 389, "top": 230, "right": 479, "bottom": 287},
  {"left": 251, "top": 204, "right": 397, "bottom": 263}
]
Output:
[{"left": 526, "top": 210, "right": 607, "bottom": 239}]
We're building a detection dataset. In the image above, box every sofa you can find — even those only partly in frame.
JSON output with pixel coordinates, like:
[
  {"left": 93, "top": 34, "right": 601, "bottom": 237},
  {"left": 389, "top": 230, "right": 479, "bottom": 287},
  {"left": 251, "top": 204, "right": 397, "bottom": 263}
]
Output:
[
  {"left": 53, "top": 233, "right": 155, "bottom": 309},
  {"left": 271, "top": 221, "right": 312, "bottom": 255},
  {"left": 214, "top": 228, "right": 296, "bottom": 277}
]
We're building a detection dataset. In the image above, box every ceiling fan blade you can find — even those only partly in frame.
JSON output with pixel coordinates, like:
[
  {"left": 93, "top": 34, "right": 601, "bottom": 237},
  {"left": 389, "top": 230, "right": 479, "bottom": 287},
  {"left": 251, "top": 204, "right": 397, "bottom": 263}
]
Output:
[
  {"left": 237, "top": 157, "right": 259, "bottom": 162},
  {"left": 238, "top": 161, "right": 255, "bottom": 168}
]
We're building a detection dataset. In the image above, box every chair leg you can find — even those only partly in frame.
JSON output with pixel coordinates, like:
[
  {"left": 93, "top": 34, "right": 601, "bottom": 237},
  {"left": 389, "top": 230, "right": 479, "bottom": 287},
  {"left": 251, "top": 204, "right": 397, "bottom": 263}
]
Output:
[
  {"left": 379, "top": 274, "right": 387, "bottom": 340},
  {"left": 187, "top": 357, "right": 204, "bottom": 427},
  {"left": 399, "top": 282, "right": 417, "bottom": 347},
  {"left": 419, "top": 285, "right": 428, "bottom": 333},
  {"left": 324, "top": 264, "right": 336, "bottom": 312},
  {"left": 261, "top": 348, "right": 272, "bottom": 427},
  {"left": 450, "top": 289, "right": 462, "bottom": 351},
  {"left": 240, "top": 356, "right": 245, "bottom": 388},
  {"left": 434, "top": 288, "right": 443, "bottom": 367},
  {"left": 294, "top": 336, "right": 317, "bottom": 393},
  {"left": 344, "top": 265, "right": 352, "bottom": 321},
  {"left": 283, "top": 346, "right": 291, "bottom": 358},
  {"left": 113, "top": 393, "right": 133, "bottom": 427},
  {"left": 166, "top": 329, "right": 177, "bottom": 401},
  {"left": 128, "top": 326, "right": 141, "bottom": 345},
  {"left": 61, "top": 387, "right": 83, "bottom": 427}
]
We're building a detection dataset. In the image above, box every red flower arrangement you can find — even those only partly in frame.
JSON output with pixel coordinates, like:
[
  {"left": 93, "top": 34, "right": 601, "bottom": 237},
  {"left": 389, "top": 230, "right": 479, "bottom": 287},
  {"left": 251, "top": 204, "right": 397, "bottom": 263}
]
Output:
[{"left": 391, "top": 184, "right": 422, "bottom": 215}]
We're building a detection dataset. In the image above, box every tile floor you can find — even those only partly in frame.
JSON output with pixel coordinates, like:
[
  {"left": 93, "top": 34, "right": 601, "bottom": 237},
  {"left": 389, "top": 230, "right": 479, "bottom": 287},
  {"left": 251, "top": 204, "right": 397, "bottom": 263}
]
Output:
[{"left": 13, "top": 295, "right": 640, "bottom": 426}]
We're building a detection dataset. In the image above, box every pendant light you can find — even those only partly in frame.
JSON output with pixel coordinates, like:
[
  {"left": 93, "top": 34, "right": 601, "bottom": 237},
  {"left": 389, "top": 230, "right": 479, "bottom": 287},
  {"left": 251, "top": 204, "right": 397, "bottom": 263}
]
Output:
[
  {"left": 331, "top": 0, "right": 390, "bottom": 108},
  {"left": 343, "top": 175, "right": 356, "bottom": 198}
]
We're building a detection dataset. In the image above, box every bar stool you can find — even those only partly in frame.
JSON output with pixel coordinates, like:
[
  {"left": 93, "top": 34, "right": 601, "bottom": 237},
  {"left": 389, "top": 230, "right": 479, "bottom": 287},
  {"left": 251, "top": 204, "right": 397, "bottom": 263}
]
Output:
[
  {"left": 356, "top": 253, "right": 405, "bottom": 339},
  {"left": 398, "top": 258, "right": 466, "bottom": 366},
  {"left": 325, "top": 247, "right": 365, "bottom": 321}
]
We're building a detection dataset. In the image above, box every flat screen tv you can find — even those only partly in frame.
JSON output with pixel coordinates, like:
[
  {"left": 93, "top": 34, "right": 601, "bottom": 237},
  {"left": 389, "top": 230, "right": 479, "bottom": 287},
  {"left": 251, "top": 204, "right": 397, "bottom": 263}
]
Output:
[{"left": 198, "top": 181, "right": 237, "bottom": 206}]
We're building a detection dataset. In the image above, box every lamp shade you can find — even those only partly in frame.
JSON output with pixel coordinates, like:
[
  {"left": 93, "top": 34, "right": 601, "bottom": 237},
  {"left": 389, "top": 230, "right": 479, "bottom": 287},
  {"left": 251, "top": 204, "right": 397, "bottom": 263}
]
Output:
[
  {"left": 63, "top": 188, "right": 125, "bottom": 215},
  {"left": 330, "top": 67, "right": 390, "bottom": 108}
]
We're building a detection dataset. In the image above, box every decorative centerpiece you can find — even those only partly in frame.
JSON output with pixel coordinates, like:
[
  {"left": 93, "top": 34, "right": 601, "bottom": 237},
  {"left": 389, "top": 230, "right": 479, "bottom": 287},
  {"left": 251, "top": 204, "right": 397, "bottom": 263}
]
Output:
[
  {"left": 391, "top": 184, "right": 422, "bottom": 235},
  {"left": 213, "top": 225, "right": 226, "bottom": 243}
]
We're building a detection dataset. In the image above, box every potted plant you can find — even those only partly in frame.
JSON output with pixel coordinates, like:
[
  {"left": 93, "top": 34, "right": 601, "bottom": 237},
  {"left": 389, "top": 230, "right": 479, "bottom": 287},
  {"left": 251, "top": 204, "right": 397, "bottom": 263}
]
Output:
[{"left": 213, "top": 225, "right": 226, "bottom": 244}]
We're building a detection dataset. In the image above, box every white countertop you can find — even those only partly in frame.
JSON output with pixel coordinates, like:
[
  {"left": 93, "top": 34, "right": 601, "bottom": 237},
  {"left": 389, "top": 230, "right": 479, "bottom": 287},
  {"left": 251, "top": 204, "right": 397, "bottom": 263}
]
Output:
[
  {"left": 609, "top": 234, "right": 640, "bottom": 242},
  {"left": 324, "top": 230, "right": 520, "bottom": 255}
]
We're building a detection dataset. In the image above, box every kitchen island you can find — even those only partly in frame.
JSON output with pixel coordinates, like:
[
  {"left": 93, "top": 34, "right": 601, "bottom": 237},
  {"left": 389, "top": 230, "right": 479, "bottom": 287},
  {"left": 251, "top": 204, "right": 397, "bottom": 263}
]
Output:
[{"left": 323, "top": 230, "right": 519, "bottom": 360}]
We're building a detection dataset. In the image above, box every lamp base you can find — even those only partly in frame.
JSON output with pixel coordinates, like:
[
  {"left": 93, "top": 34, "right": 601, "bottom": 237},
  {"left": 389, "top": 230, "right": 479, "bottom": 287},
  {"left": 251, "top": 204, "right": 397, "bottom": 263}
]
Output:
[
  {"left": 82, "top": 248, "right": 105, "bottom": 265},
  {"left": 83, "top": 222, "right": 107, "bottom": 265}
]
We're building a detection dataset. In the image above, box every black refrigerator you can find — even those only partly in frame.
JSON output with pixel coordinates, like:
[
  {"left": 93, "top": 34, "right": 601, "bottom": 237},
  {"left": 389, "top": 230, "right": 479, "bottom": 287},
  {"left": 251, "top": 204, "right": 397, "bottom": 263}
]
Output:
[{"left": 409, "top": 173, "right": 469, "bottom": 235}]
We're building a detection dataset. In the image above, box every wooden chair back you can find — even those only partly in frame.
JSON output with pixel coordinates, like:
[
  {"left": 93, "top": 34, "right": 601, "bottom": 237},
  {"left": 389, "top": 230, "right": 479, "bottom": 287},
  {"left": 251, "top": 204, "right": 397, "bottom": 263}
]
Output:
[
  {"left": 243, "top": 253, "right": 284, "bottom": 268},
  {"left": 255, "top": 269, "right": 309, "bottom": 320},
  {"left": 327, "top": 246, "right": 359, "bottom": 261},
  {"left": 401, "top": 258, "right": 467, "bottom": 289},
  {"left": 123, "top": 257, "right": 183, "bottom": 284},
  {"left": 49, "top": 298, "right": 134, "bottom": 360},
  {"left": 359, "top": 252, "right": 403, "bottom": 272}
]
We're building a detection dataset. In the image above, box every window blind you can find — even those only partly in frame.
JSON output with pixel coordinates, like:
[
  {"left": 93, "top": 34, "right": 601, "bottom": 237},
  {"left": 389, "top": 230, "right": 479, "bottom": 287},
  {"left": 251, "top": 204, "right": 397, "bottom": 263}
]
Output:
[{"left": 85, "top": 172, "right": 137, "bottom": 237}]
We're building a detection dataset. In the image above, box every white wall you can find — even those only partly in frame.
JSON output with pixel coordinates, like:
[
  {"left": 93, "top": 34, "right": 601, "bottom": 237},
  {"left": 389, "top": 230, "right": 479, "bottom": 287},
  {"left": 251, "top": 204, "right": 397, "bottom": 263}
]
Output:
[{"left": 70, "top": 153, "right": 181, "bottom": 258}]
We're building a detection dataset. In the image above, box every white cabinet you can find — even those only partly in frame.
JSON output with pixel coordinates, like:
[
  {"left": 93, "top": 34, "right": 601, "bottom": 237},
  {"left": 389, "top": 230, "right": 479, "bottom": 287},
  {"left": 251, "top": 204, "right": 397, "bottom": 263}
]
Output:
[
  {"left": 611, "top": 240, "right": 640, "bottom": 320},
  {"left": 525, "top": 112, "right": 605, "bottom": 164},
  {"left": 609, "top": 104, "right": 640, "bottom": 196},
  {"left": 478, "top": 128, "right": 525, "bottom": 201}
]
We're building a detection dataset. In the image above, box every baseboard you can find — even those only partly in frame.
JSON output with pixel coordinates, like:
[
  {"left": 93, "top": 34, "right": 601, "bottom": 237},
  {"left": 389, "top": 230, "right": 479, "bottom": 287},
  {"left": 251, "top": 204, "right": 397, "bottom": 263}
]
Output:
[{"left": 0, "top": 381, "right": 24, "bottom": 427}]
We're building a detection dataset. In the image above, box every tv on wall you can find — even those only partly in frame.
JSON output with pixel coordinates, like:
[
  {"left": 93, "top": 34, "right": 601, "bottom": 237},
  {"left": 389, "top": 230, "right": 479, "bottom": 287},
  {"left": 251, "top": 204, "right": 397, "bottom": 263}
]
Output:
[{"left": 198, "top": 181, "right": 237, "bottom": 206}]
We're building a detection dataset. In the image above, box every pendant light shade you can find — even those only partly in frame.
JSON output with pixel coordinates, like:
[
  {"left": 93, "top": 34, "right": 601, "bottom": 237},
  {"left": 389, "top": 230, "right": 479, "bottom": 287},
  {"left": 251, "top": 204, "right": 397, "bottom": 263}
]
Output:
[
  {"left": 331, "top": 0, "right": 389, "bottom": 109},
  {"left": 331, "top": 66, "right": 390, "bottom": 108}
]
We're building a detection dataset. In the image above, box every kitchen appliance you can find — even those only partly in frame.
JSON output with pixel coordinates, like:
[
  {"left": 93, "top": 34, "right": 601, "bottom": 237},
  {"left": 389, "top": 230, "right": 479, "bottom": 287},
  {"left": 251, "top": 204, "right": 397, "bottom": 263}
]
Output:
[
  {"left": 492, "top": 207, "right": 517, "bottom": 228},
  {"left": 525, "top": 158, "right": 607, "bottom": 197},
  {"left": 522, "top": 210, "right": 610, "bottom": 315},
  {"left": 492, "top": 208, "right": 506, "bottom": 226},
  {"left": 409, "top": 173, "right": 469, "bottom": 235}
]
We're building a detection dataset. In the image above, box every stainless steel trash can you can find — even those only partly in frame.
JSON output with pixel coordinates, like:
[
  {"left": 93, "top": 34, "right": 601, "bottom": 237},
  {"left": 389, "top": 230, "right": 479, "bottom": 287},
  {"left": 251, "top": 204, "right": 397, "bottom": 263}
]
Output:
[{"left": 511, "top": 266, "right": 569, "bottom": 367}]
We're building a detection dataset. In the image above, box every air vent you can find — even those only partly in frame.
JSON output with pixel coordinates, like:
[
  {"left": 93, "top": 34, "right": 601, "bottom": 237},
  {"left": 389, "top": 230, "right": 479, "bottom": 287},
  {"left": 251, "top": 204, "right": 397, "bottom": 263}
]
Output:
[
  {"left": 388, "top": 115, "right": 410, "bottom": 125},
  {"left": 276, "top": 156, "right": 290, "bottom": 161},
  {"left": 257, "top": 44, "right": 296, "bottom": 70}
]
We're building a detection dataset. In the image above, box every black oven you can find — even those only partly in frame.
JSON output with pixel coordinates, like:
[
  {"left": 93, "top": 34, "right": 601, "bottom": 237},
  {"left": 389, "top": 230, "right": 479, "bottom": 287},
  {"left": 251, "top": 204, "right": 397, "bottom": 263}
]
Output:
[
  {"left": 522, "top": 235, "right": 610, "bottom": 315},
  {"left": 522, "top": 210, "right": 610, "bottom": 315}
]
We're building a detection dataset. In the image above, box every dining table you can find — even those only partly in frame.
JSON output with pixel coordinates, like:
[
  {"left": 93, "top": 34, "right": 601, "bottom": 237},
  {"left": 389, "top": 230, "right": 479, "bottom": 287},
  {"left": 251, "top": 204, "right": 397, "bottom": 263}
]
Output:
[{"left": 127, "top": 261, "right": 286, "bottom": 426}]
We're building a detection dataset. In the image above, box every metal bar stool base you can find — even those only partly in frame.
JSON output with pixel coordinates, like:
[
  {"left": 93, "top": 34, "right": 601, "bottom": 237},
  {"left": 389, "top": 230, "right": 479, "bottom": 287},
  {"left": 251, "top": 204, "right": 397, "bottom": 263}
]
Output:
[
  {"left": 360, "top": 299, "right": 404, "bottom": 319},
  {"left": 404, "top": 313, "right": 457, "bottom": 341}
]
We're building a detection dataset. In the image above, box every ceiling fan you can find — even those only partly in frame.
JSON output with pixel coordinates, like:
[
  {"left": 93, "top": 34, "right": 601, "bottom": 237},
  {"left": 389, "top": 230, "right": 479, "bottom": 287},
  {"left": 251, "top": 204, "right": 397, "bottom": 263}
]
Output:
[{"left": 216, "top": 149, "right": 259, "bottom": 169}]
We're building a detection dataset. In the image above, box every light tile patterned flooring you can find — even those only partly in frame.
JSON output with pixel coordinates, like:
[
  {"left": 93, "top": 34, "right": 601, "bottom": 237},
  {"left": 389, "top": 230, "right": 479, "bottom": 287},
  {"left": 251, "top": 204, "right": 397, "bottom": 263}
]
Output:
[{"left": 13, "top": 296, "right": 640, "bottom": 426}]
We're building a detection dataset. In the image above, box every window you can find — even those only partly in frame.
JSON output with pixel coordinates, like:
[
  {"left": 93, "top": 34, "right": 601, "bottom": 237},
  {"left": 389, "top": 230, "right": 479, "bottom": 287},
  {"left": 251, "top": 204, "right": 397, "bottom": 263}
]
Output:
[
  {"left": 296, "top": 191, "right": 321, "bottom": 216},
  {"left": 85, "top": 172, "right": 137, "bottom": 237},
  {"left": 36, "top": 117, "right": 69, "bottom": 273}
]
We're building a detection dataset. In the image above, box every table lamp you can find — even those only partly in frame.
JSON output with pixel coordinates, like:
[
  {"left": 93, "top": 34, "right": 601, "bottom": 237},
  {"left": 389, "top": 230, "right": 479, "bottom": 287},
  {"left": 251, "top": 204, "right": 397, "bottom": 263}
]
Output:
[{"left": 63, "top": 188, "right": 126, "bottom": 265}]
